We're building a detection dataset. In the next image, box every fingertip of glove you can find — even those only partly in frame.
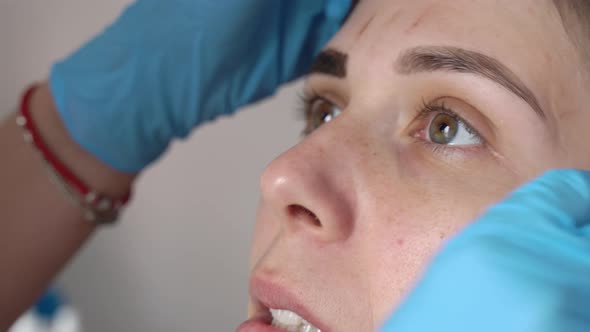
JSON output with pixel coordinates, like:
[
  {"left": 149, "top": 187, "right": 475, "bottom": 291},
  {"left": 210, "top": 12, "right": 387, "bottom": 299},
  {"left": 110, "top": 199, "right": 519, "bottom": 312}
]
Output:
[
  {"left": 507, "top": 169, "right": 590, "bottom": 229},
  {"left": 538, "top": 169, "right": 590, "bottom": 199}
]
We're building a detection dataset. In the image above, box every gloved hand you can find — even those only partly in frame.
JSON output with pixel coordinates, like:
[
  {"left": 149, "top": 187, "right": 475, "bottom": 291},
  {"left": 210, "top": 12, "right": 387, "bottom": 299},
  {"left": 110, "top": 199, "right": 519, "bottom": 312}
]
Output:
[
  {"left": 380, "top": 169, "right": 590, "bottom": 332},
  {"left": 50, "top": 0, "right": 352, "bottom": 172}
]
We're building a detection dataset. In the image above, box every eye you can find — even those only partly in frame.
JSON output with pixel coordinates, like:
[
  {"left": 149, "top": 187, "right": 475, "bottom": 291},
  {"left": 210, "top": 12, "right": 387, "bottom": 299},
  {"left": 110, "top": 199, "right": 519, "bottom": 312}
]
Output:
[
  {"left": 303, "top": 97, "right": 343, "bottom": 135},
  {"left": 426, "top": 110, "right": 481, "bottom": 146}
]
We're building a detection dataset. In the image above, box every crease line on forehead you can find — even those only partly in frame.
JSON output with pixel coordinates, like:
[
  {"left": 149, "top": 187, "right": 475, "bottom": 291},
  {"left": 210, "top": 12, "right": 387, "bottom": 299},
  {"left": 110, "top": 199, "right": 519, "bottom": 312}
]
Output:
[{"left": 396, "top": 45, "right": 546, "bottom": 120}]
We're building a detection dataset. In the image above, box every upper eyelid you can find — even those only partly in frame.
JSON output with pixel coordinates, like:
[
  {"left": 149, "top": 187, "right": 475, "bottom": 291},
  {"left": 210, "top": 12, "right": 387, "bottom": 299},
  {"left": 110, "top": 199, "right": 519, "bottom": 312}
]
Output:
[
  {"left": 299, "top": 89, "right": 319, "bottom": 115},
  {"left": 301, "top": 87, "right": 493, "bottom": 146},
  {"left": 419, "top": 102, "right": 469, "bottom": 126},
  {"left": 422, "top": 106, "right": 481, "bottom": 138},
  {"left": 416, "top": 97, "right": 494, "bottom": 141},
  {"left": 303, "top": 78, "right": 348, "bottom": 107},
  {"left": 300, "top": 92, "right": 341, "bottom": 115},
  {"left": 304, "top": 93, "right": 479, "bottom": 133}
]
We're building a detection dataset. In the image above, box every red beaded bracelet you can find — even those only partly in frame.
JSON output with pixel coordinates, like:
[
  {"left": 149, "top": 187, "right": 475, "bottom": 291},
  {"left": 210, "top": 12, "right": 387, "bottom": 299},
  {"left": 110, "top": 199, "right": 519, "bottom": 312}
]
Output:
[{"left": 17, "top": 85, "right": 131, "bottom": 224}]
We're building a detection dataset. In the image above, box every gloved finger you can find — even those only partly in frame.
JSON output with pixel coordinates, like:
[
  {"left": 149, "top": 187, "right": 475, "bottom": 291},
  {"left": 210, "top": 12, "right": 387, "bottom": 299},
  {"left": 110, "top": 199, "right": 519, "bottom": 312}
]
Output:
[
  {"left": 459, "top": 169, "right": 590, "bottom": 249},
  {"left": 379, "top": 169, "right": 590, "bottom": 332}
]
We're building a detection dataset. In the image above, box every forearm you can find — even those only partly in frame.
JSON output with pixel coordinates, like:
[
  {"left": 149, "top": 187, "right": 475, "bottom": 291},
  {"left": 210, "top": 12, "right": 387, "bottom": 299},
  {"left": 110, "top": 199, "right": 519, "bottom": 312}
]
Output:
[{"left": 0, "top": 84, "right": 135, "bottom": 329}]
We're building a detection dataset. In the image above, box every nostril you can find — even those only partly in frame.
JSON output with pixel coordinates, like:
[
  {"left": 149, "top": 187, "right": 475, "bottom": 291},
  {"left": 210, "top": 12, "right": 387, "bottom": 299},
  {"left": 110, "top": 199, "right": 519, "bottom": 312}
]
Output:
[{"left": 287, "top": 204, "right": 321, "bottom": 227}]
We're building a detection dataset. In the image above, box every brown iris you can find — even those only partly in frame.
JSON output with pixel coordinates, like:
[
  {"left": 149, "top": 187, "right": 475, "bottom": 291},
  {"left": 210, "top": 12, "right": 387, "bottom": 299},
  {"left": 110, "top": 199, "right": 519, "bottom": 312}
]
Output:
[
  {"left": 305, "top": 98, "right": 341, "bottom": 134},
  {"left": 429, "top": 113, "right": 459, "bottom": 144}
]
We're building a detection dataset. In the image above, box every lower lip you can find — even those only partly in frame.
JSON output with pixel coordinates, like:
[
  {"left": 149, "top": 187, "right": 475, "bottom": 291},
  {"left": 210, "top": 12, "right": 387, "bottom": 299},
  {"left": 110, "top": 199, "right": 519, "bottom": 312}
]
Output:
[{"left": 236, "top": 315, "right": 286, "bottom": 332}]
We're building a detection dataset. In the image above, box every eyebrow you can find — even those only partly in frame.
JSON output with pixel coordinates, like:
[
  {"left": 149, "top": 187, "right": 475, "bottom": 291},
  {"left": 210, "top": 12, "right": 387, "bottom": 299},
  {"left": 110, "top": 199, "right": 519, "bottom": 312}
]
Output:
[
  {"left": 309, "top": 46, "right": 545, "bottom": 119},
  {"left": 309, "top": 49, "right": 348, "bottom": 78}
]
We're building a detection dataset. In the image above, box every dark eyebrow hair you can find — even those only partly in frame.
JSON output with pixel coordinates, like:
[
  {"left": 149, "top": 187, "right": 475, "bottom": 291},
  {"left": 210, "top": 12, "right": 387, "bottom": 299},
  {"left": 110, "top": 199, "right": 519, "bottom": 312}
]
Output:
[
  {"left": 309, "top": 49, "right": 348, "bottom": 78},
  {"left": 309, "top": 46, "right": 545, "bottom": 119},
  {"left": 396, "top": 46, "right": 546, "bottom": 119}
]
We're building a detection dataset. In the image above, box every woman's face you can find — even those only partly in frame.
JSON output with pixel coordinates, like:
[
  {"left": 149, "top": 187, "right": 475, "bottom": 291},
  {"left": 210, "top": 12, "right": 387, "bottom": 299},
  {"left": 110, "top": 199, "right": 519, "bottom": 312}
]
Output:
[{"left": 245, "top": 0, "right": 590, "bottom": 331}]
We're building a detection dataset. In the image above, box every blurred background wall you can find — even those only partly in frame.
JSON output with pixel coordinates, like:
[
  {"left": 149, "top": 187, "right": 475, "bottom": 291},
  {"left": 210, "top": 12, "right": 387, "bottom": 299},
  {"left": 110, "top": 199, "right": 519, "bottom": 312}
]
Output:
[{"left": 0, "top": 1, "right": 303, "bottom": 331}]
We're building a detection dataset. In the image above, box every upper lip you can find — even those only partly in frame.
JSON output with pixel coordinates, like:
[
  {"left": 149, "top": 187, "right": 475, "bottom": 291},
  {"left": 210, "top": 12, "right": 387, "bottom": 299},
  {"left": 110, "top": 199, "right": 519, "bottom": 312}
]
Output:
[{"left": 249, "top": 274, "right": 329, "bottom": 332}]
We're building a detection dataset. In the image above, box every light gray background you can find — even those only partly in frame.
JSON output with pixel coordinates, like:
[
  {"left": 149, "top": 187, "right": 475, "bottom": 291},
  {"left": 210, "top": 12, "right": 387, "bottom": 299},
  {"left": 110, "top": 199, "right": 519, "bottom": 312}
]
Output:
[{"left": 0, "top": 1, "right": 303, "bottom": 331}]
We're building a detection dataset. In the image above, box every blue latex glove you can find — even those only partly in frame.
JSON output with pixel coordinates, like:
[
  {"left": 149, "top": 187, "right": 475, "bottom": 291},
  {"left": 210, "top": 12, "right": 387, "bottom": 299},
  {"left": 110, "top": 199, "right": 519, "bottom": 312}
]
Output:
[
  {"left": 50, "top": 0, "right": 351, "bottom": 172},
  {"left": 380, "top": 169, "right": 590, "bottom": 332}
]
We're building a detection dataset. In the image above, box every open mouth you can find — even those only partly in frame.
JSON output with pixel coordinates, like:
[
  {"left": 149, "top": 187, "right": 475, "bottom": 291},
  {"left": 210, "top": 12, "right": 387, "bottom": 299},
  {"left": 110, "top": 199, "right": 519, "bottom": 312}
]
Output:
[
  {"left": 236, "top": 308, "right": 321, "bottom": 332},
  {"left": 237, "top": 276, "right": 327, "bottom": 332},
  {"left": 270, "top": 308, "right": 321, "bottom": 332}
]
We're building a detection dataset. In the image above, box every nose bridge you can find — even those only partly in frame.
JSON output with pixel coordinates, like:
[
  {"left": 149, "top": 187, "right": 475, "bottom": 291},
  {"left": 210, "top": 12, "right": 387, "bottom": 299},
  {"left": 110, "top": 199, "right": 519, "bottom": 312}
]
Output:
[{"left": 258, "top": 116, "right": 362, "bottom": 242}]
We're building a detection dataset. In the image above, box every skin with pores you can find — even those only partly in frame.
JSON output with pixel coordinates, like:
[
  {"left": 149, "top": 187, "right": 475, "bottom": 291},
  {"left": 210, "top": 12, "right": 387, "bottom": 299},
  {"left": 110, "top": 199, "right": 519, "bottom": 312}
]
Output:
[{"left": 247, "top": 0, "right": 590, "bottom": 331}]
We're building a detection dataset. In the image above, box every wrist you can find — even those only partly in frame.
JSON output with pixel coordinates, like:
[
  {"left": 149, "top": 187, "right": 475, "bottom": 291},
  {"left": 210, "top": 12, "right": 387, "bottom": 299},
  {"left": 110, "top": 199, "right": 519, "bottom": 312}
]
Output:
[{"left": 29, "top": 83, "right": 136, "bottom": 199}]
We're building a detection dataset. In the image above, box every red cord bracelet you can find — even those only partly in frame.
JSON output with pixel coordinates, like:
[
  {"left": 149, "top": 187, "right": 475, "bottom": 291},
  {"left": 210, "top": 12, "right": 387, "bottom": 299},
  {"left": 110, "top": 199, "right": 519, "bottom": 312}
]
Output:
[{"left": 17, "top": 85, "right": 131, "bottom": 224}]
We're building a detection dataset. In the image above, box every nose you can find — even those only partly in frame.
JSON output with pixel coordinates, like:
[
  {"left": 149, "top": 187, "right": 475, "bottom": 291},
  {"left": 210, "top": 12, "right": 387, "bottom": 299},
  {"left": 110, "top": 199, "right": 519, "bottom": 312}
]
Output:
[{"left": 258, "top": 126, "right": 358, "bottom": 243}]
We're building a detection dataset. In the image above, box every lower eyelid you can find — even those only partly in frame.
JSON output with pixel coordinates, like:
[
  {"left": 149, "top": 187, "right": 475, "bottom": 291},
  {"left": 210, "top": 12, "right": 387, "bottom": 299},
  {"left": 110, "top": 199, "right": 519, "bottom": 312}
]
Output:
[{"left": 416, "top": 140, "right": 488, "bottom": 163}]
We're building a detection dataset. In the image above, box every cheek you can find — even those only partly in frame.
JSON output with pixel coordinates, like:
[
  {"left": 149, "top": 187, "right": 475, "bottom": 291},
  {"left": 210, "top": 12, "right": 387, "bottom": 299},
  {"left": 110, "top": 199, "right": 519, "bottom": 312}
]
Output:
[
  {"left": 361, "top": 162, "right": 522, "bottom": 324},
  {"left": 362, "top": 198, "right": 480, "bottom": 325}
]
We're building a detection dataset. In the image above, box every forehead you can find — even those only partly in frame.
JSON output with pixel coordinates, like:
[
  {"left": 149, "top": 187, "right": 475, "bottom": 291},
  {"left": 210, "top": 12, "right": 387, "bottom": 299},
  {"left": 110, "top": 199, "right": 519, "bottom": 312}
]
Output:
[
  {"left": 337, "top": 0, "right": 563, "bottom": 55},
  {"left": 327, "top": 0, "right": 577, "bottom": 119}
]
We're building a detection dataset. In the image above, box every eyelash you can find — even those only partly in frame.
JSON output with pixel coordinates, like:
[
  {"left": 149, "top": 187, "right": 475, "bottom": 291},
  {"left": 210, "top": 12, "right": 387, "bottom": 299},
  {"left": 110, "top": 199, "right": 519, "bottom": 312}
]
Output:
[
  {"left": 297, "top": 91, "right": 322, "bottom": 116},
  {"left": 297, "top": 92, "right": 486, "bottom": 155},
  {"left": 297, "top": 92, "right": 333, "bottom": 136}
]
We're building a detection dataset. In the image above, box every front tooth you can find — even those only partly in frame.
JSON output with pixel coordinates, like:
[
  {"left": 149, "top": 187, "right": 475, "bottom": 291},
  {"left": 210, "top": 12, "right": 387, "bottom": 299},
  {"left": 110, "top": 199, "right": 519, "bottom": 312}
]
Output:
[
  {"left": 271, "top": 309, "right": 303, "bottom": 326},
  {"left": 283, "top": 310, "right": 303, "bottom": 325},
  {"left": 301, "top": 323, "right": 321, "bottom": 332},
  {"left": 270, "top": 308, "right": 321, "bottom": 332}
]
